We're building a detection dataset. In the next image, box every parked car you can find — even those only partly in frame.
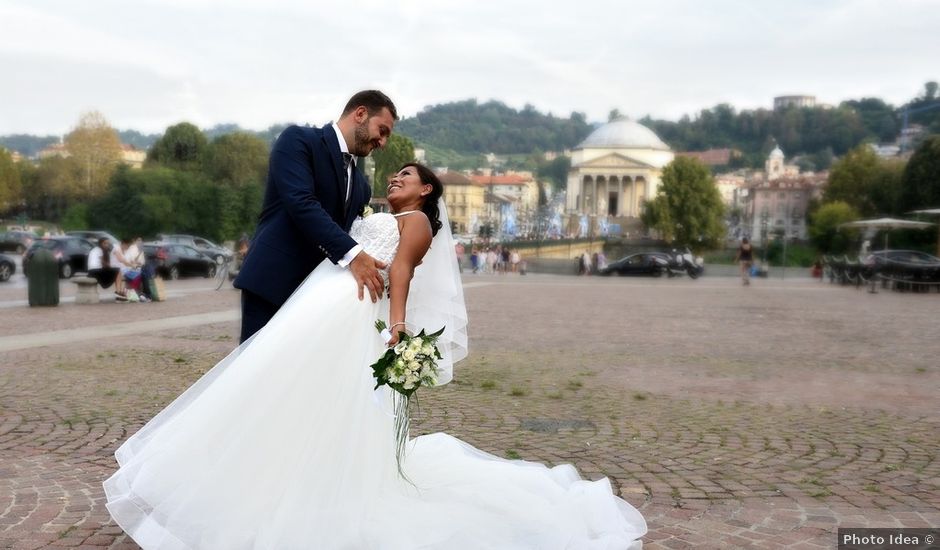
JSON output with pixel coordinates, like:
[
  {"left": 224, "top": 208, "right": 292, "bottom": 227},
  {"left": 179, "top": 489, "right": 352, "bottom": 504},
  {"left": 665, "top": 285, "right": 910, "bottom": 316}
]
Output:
[
  {"left": 0, "top": 253, "right": 16, "bottom": 282},
  {"left": 598, "top": 252, "right": 672, "bottom": 277},
  {"left": 22, "top": 236, "right": 93, "bottom": 278},
  {"left": 0, "top": 230, "right": 38, "bottom": 254},
  {"left": 143, "top": 243, "right": 217, "bottom": 280},
  {"left": 158, "top": 234, "right": 233, "bottom": 264},
  {"left": 65, "top": 230, "right": 120, "bottom": 247}
]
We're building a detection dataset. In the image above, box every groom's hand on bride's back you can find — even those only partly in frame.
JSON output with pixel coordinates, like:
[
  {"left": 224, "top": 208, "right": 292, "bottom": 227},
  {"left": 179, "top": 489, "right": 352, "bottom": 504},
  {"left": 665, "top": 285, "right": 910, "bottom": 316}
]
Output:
[{"left": 349, "top": 252, "right": 387, "bottom": 302}]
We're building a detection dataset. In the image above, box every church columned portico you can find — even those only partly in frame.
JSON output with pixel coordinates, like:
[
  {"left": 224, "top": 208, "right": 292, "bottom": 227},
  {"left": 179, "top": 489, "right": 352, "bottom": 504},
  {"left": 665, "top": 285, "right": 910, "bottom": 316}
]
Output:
[
  {"left": 565, "top": 118, "right": 674, "bottom": 237},
  {"left": 577, "top": 173, "right": 656, "bottom": 219}
]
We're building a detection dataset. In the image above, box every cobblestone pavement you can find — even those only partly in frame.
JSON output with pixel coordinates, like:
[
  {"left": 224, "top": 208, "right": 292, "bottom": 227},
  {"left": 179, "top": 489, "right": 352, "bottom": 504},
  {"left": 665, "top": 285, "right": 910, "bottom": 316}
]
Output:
[{"left": 1, "top": 275, "right": 938, "bottom": 549}]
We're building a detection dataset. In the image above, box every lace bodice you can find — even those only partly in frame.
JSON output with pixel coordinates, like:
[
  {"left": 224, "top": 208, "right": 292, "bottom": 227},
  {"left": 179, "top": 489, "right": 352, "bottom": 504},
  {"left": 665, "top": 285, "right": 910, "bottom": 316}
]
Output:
[{"left": 349, "top": 213, "right": 402, "bottom": 286}]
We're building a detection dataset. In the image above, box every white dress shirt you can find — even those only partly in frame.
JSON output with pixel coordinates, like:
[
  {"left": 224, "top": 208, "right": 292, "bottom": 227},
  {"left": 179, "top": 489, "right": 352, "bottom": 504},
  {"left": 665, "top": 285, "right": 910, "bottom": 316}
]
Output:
[
  {"left": 87, "top": 247, "right": 105, "bottom": 270},
  {"left": 331, "top": 123, "right": 363, "bottom": 267}
]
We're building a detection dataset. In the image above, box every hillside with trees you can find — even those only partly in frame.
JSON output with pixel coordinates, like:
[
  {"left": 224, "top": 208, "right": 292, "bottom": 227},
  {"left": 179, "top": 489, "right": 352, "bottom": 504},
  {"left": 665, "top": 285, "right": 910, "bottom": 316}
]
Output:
[
  {"left": 4, "top": 83, "right": 937, "bottom": 170},
  {"left": 395, "top": 99, "right": 593, "bottom": 155},
  {"left": 643, "top": 82, "right": 940, "bottom": 171}
]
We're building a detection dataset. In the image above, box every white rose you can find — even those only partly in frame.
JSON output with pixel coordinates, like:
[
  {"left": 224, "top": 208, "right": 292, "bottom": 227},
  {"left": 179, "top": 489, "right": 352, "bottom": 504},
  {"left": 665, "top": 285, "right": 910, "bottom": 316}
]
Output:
[
  {"left": 394, "top": 341, "right": 407, "bottom": 354},
  {"left": 408, "top": 339, "right": 422, "bottom": 352},
  {"left": 402, "top": 349, "right": 416, "bottom": 361},
  {"left": 421, "top": 344, "right": 434, "bottom": 355}
]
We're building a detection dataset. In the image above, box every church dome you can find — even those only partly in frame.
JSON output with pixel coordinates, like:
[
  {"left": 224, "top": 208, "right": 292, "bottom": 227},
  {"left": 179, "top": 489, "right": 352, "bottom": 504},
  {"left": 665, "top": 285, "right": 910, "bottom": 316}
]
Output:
[
  {"left": 577, "top": 118, "right": 670, "bottom": 151},
  {"left": 769, "top": 145, "right": 785, "bottom": 158}
]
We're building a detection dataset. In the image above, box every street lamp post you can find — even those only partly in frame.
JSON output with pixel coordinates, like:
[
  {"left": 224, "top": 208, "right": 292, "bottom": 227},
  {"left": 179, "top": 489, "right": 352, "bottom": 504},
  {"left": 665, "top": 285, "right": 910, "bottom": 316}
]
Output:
[{"left": 760, "top": 210, "right": 769, "bottom": 266}]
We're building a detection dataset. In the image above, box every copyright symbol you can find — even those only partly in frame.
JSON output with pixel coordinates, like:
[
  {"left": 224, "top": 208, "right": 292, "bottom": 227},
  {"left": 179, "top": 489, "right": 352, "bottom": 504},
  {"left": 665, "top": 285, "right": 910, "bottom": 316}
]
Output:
[{"left": 926, "top": 534, "right": 935, "bottom": 544}]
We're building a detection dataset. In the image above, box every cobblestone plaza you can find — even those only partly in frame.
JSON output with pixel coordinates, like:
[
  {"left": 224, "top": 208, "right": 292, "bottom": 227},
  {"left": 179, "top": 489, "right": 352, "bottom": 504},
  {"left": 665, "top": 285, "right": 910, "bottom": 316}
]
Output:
[{"left": 1, "top": 275, "right": 937, "bottom": 549}]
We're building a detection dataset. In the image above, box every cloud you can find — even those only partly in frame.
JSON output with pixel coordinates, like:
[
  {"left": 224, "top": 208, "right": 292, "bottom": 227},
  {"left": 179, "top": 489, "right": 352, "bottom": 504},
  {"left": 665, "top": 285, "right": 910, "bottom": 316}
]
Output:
[{"left": 0, "top": 0, "right": 937, "bottom": 134}]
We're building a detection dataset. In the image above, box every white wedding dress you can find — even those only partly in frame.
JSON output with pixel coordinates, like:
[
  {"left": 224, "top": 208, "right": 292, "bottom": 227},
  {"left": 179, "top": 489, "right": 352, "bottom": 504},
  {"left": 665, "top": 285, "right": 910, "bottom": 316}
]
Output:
[{"left": 104, "top": 212, "right": 646, "bottom": 550}]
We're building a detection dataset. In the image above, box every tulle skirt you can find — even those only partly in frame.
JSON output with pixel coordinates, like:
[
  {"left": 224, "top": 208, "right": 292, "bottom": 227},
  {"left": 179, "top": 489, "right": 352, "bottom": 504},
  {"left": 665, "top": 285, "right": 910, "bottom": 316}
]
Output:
[{"left": 104, "top": 261, "right": 646, "bottom": 549}]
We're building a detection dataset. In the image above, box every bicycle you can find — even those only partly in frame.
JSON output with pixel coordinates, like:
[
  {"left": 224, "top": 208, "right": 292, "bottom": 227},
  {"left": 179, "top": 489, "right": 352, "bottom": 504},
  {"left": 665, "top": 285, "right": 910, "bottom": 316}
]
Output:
[{"left": 215, "top": 256, "right": 235, "bottom": 290}]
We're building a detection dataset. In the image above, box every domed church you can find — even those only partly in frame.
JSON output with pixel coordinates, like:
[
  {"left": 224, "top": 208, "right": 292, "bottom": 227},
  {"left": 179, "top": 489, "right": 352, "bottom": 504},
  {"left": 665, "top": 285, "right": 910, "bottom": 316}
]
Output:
[{"left": 565, "top": 117, "right": 674, "bottom": 236}]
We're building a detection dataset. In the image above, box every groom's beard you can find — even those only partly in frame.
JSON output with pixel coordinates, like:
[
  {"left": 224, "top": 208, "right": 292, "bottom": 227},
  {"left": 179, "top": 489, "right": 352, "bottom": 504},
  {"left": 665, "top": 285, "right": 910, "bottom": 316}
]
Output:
[{"left": 351, "top": 121, "right": 373, "bottom": 157}]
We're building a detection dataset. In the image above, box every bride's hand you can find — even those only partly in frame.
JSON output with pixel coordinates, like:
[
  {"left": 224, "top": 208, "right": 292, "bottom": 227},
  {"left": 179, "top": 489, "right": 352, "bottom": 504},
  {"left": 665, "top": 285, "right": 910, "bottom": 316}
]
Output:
[{"left": 386, "top": 322, "right": 407, "bottom": 347}]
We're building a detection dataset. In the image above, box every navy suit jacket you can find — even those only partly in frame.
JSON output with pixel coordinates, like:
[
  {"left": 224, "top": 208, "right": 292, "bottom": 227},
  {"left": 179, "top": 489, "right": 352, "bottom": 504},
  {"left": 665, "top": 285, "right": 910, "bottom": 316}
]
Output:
[{"left": 234, "top": 124, "right": 370, "bottom": 307}]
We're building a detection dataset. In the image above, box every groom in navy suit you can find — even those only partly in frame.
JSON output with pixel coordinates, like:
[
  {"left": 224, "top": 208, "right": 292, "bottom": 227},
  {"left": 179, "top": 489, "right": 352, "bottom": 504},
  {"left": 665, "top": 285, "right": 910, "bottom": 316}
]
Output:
[{"left": 234, "top": 90, "right": 398, "bottom": 343}]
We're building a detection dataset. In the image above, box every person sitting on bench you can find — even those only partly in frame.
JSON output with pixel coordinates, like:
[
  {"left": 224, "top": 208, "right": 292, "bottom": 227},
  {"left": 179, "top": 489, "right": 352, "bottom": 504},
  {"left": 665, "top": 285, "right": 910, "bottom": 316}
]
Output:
[{"left": 87, "top": 238, "right": 126, "bottom": 300}]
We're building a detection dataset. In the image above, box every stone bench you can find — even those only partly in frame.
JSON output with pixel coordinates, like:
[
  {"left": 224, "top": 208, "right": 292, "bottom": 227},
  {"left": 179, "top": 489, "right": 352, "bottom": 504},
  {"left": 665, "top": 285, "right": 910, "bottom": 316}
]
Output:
[{"left": 72, "top": 276, "right": 100, "bottom": 304}]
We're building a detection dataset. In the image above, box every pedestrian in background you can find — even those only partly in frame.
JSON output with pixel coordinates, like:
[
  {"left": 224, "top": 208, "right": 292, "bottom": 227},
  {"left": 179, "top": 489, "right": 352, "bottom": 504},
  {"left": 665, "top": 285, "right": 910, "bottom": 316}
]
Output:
[
  {"left": 455, "top": 241, "right": 465, "bottom": 273},
  {"left": 735, "top": 238, "right": 754, "bottom": 286},
  {"left": 510, "top": 249, "right": 520, "bottom": 273}
]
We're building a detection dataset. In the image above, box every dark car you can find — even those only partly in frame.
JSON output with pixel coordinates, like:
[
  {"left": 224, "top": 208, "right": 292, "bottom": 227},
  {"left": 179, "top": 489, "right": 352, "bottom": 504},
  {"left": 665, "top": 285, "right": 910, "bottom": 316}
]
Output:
[
  {"left": 158, "top": 234, "right": 233, "bottom": 264},
  {"left": 65, "top": 230, "right": 120, "bottom": 247},
  {"left": 143, "top": 243, "right": 217, "bottom": 280},
  {"left": 0, "top": 253, "right": 15, "bottom": 282},
  {"left": 865, "top": 249, "right": 940, "bottom": 266},
  {"left": 599, "top": 252, "right": 671, "bottom": 277},
  {"left": 23, "top": 236, "right": 93, "bottom": 278},
  {"left": 864, "top": 249, "right": 940, "bottom": 282},
  {"left": 0, "top": 230, "right": 38, "bottom": 254}
]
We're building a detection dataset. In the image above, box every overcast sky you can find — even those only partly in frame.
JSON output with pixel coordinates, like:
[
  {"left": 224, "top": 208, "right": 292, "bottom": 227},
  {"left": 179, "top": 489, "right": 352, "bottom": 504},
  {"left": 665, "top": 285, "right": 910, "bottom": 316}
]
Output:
[{"left": 1, "top": 0, "right": 938, "bottom": 135}]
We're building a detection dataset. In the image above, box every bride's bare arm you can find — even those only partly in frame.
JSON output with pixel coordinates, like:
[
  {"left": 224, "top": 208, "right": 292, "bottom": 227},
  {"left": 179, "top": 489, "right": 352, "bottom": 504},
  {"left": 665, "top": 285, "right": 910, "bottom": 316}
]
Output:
[{"left": 387, "top": 212, "right": 433, "bottom": 345}]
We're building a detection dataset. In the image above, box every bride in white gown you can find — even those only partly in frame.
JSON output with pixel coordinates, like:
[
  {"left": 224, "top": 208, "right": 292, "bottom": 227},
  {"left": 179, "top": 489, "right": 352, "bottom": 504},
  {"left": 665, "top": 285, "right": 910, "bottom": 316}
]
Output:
[{"left": 104, "top": 163, "right": 646, "bottom": 549}]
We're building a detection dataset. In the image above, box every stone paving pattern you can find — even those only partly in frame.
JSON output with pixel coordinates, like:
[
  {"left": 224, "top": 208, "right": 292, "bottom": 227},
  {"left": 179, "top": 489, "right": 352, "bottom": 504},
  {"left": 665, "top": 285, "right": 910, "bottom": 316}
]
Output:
[{"left": 0, "top": 275, "right": 938, "bottom": 549}]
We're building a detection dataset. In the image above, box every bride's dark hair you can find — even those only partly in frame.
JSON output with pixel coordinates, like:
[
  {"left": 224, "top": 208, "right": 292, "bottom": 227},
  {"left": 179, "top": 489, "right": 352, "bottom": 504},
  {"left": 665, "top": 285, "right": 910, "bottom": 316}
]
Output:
[{"left": 400, "top": 163, "right": 444, "bottom": 237}]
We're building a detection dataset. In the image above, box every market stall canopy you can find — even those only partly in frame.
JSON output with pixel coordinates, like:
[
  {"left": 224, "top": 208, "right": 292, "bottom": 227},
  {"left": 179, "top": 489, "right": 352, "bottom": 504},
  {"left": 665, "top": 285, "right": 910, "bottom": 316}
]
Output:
[{"left": 840, "top": 217, "right": 934, "bottom": 250}]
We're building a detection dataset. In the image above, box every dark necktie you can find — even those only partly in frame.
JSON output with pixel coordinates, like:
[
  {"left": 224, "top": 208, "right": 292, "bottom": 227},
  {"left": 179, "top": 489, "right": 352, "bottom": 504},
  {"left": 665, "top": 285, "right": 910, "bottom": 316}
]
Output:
[{"left": 342, "top": 153, "right": 354, "bottom": 211}]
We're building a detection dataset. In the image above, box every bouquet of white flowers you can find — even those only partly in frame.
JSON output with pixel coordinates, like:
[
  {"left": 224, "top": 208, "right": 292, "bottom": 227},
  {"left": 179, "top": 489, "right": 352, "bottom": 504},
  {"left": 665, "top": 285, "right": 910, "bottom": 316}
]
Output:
[{"left": 370, "top": 320, "right": 444, "bottom": 478}]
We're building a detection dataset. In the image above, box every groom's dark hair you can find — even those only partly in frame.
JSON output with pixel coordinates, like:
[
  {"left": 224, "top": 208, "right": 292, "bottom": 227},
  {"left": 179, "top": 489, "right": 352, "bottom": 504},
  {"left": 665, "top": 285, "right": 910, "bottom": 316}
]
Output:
[{"left": 342, "top": 90, "right": 398, "bottom": 120}]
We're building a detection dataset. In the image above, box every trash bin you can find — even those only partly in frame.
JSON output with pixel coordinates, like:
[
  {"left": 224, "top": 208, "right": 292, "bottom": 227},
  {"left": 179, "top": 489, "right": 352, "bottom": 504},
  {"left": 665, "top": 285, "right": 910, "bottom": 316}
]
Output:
[{"left": 28, "top": 249, "right": 59, "bottom": 306}]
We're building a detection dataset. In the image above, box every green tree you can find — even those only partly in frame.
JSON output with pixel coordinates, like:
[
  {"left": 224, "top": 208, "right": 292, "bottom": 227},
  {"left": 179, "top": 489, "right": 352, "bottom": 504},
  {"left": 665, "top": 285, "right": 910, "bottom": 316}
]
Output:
[
  {"left": 60, "top": 203, "right": 90, "bottom": 230},
  {"left": 64, "top": 110, "right": 123, "bottom": 197},
  {"left": 0, "top": 148, "right": 22, "bottom": 212},
  {"left": 87, "top": 165, "right": 261, "bottom": 242},
  {"left": 148, "top": 122, "right": 208, "bottom": 171},
  {"left": 811, "top": 147, "right": 835, "bottom": 171},
  {"left": 641, "top": 157, "right": 725, "bottom": 250},
  {"left": 924, "top": 81, "right": 938, "bottom": 101},
  {"left": 203, "top": 132, "right": 269, "bottom": 187},
  {"left": 89, "top": 167, "right": 212, "bottom": 239},
  {"left": 824, "top": 145, "right": 904, "bottom": 216},
  {"left": 536, "top": 156, "right": 571, "bottom": 194},
  {"left": 20, "top": 156, "right": 81, "bottom": 221},
  {"left": 899, "top": 135, "right": 940, "bottom": 213},
  {"left": 841, "top": 98, "right": 898, "bottom": 142},
  {"left": 808, "top": 201, "right": 860, "bottom": 253},
  {"left": 370, "top": 134, "right": 415, "bottom": 197}
]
